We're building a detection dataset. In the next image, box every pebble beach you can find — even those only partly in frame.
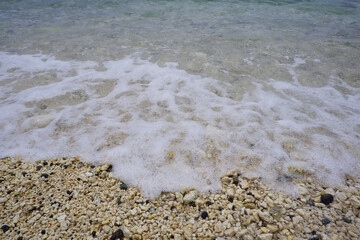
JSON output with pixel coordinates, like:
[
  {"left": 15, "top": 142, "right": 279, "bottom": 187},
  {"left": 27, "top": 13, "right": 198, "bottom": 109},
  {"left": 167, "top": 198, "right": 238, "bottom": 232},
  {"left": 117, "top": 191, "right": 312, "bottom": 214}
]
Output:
[
  {"left": 1, "top": 0, "right": 360, "bottom": 239},
  {"left": 1, "top": 156, "right": 359, "bottom": 240}
]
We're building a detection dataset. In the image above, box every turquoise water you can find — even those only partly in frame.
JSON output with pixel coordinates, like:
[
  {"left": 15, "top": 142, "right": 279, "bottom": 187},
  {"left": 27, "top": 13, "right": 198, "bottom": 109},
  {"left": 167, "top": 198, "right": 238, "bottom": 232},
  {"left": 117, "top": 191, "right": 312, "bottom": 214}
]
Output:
[{"left": 0, "top": 0, "right": 359, "bottom": 197}]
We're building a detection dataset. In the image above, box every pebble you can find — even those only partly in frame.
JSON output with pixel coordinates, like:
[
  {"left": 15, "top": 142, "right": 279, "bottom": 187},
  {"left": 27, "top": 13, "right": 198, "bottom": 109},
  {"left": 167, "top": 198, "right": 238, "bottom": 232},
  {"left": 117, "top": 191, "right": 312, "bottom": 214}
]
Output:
[
  {"left": 244, "top": 203, "right": 256, "bottom": 209},
  {"left": 224, "top": 227, "right": 235, "bottom": 237},
  {"left": 149, "top": 207, "right": 156, "bottom": 214},
  {"left": 201, "top": 211, "right": 208, "bottom": 219},
  {"left": 306, "top": 200, "right": 315, "bottom": 206},
  {"left": 295, "top": 209, "right": 305, "bottom": 217},
  {"left": 214, "top": 222, "right": 223, "bottom": 232},
  {"left": 129, "top": 208, "right": 137, "bottom": 215},
  {"left": 258, "top": 233, "right": 273, "bottom": 240},
  {"left": 321, "top": 218, "right": 331, "bottom": 225},
  {"left": 183, "top": 226, "right": 192, "bottom": 239},
  {"left": 119, "top": 182, "right": 128, "bottom": 190},
  {"left": 123, "top": 227, "right": 131, "bottom": 238},
  {"left": 110, "top": 229, "right": 124, "bottom": 240},
  {"left": 227, "top": 188, "right": 235, "bottom": 197},
  {"left": 240, "top": 180, "right": 249, "bottom": 189},
  {"left": 336, "top": 192, "right": 347, "bottom": 202},
  {"left": 175, "top": 192, "right": 183, "bottom": 203},
  {"left": 320, "top": 194, "right": 334, "bottom": 205},
  {"left": 235, "top": 201, "right": 243, "bottom": 209},
  {"left": 1, "top": 225, "right": 10, "bottom": 233},
  {"left": 292, "top": 215, "right": 303, "bottom": 225},
  {"left": 296, "top": 184, "right": 308, "bottom": 195},
  {"left": 60, "top": 221, "right": 68, "bottom": 231},
  {"left": 183, "top": 190, "right": 198, "bottom": 204},
  {"left": 266, "top": 224, "right": 278, "bottom": 233},
  {"left": 41, "top": 173, "right": 49, "bottom": 178},
  {"left": 103, "top": 226, "right": 111, "bottom": 234},
  {"left": 174, "top": 233, "right": 181, "bottom": 240},
  {"left": 57, "top": 214, "right": 66, "bottom": 222},
  {"left": 259, "top": 211, "right": 273, "bottom": 223},
  {"left": 349, "top": 196, "right": 360, "bottom": 209},
  {"left": 269, "top": 205, "right": 284, "bottom": 220},
  {"left": 243, "top": 234, "right": 254, "bottom": 240}
]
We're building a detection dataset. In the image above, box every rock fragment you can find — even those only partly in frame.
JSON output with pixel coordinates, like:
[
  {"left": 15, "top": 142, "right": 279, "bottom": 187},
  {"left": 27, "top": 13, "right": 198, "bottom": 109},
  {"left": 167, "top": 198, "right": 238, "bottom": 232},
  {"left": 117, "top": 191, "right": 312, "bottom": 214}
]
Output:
[
  {"left": 244, "top": 203, "right": 256, "bottom": 209},
  {"left": 183, "top": 190, "right": 198, "bottom": 204},
  {"left": 240, "top": 180, "right": 249, "bottom": 189},
  {"left": 175, "top": 192, "right": 183, "bottom": 203},
  {"left": 201, "top": 211, "right": 208, "bottom": 219},
  {"left": 320, "top": 194, "right": 334, "bottom": 205},
  {"left": 123, "top": 227, "right": 131, "bottom": 238},
  {"left": 349, "top": 196, "right": 360, "bottom": 209},
  {"left": 258, "top": 233, "right": 273, "bottom": 240},
  {"left": 224, "top": 227, "right": 235, "bottom": 237},
  {"left": 119, "top": 182, "right": 128, "bottom": 190},
  {"left": 259, "top": 211, "right": 273, "bottom": 223},
  {"left": 110, "top": 229, "right": 124, "bottom": 240},
  {"left": 214, "top": 222, "right": 223, "bottom": 232},
  {"left": 103, "top": 226, "right": 111, "bottom": 234},
  {"left": 269, "top": 205, "right": 284, "bottom": 220},
  {"left": 321, "top": 218, "right": 331, "bottom": 225},
  {"left": 41, "top": 173, "right": 49, "bottom": 178},
  {"left": 1, "top": 225, "right": 10, "bottom": 233}
]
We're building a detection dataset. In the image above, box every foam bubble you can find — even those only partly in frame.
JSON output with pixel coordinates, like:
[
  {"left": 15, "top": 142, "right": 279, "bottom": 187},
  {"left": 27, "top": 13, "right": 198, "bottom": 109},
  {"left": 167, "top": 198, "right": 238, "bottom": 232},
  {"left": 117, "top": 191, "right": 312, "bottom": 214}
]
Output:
[{"left": 0, "top": 52, "right": 359, "bottom": 198}]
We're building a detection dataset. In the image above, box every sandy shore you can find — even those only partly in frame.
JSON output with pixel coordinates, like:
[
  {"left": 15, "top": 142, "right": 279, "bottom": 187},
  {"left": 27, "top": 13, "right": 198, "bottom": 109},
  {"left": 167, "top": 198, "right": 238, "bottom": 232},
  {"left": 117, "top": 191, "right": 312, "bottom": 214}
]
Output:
[{"left": 0, "top": 156, "right": 359, "bottom": 240}]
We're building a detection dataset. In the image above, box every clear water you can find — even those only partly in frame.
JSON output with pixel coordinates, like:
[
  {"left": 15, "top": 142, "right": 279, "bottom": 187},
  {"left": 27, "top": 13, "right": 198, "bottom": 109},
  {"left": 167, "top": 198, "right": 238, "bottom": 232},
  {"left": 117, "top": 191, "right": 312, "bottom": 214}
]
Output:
[{"left": 0, "top": 0, "right": 359, "bottom": 197}]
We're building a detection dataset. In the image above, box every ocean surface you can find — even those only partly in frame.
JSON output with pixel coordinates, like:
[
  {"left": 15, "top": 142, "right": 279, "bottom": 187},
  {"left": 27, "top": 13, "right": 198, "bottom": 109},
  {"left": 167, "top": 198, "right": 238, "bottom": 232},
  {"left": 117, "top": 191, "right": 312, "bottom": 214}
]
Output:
[{"left": 0, "top": 0, "right": 359, "bottom": 197}]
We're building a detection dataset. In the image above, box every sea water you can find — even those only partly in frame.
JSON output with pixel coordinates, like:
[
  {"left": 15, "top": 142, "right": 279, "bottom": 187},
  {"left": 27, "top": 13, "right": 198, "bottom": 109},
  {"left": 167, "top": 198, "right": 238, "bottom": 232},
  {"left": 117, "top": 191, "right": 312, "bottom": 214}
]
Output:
[{"left": 0, "top": 0, "right": 359, "bottom": 198}]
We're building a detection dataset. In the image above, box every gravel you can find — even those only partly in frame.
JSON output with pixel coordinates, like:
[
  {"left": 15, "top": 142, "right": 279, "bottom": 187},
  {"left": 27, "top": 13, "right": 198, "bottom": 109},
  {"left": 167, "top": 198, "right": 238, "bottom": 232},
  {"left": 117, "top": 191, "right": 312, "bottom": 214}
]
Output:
[{"left": 0, "top": 156, "right": 359, "bottom": 239}]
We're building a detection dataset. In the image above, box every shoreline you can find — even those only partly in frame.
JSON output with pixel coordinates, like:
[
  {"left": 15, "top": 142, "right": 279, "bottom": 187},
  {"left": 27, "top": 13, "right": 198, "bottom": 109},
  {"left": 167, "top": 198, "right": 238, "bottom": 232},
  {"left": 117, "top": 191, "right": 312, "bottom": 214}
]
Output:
[{"left": 0, "top": 156, "right": 359, "bottom": 240}]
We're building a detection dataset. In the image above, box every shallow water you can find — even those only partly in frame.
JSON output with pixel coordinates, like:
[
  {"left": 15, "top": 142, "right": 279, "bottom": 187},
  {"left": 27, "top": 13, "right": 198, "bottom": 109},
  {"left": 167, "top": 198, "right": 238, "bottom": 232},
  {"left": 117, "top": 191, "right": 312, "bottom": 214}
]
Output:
[{"left": 0, "top": 0, "right": 359, "bottom": 197}]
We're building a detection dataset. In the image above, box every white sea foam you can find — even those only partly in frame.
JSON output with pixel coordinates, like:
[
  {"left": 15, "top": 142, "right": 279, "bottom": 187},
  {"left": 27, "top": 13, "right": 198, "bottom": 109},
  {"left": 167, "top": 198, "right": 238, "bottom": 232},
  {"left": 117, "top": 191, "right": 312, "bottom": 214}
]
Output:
[{"left": 0, "top": 52, "right": 359, "bottom": 198}]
